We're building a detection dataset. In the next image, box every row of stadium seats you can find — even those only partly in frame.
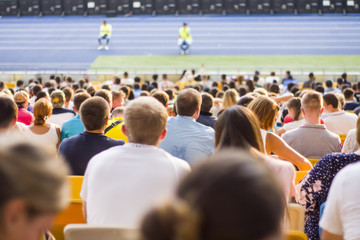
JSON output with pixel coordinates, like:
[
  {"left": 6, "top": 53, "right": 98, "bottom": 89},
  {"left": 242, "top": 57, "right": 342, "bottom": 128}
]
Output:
[
  {"left": 54, "top": 176, "right": 309, "bottom": 240},
  {"left": 0, "top": 0, "right": 358, "bottom": 16}
]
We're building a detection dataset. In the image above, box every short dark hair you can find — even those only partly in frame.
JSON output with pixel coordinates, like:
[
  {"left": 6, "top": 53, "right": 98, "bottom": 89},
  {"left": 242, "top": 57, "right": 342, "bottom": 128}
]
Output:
[
  {"left": 62, "top": 87, "right": 74, "bottom": 102},
  {"left": 16, "top": 80, "right": 24, "bottom": 87},
  {"left": 325, "top": 80, "right": 333, "bottom": 88},
  {"left": 253, "top": 76, "right": 259, "bottom": 82},
  {"left": 323, "top": 93, "right": 339, "bottom": 109},
  {"left": 165, "top": 89, "right": 174, "bottom": 100},
  {"left": 176, "top": 89, "right": 201, "bottom": 116},
  {"left": 209, "top": 88, "right": 218, "bottom": 98},
  {"left": 31, "top": 85, "right": 42, "bottom": 97},
  {"left": 134, "top": 76, "right": 141, "bottom": 83},
  {"left": 201, "top": 93, "right": 214, "bottom": 113},
  {"left": 152, "top": 74, "right": 158, "bottom": 81},
  {"left": 344, "top": 88, "right": 354, "bottom": 99},
  {"left": 315, "top": 86, "right": 324, "bottom": 94},
  {"left": 238, "top": 87, "right": 247, "bottom": 96},
  {"left": 337, "top": 78, "right": 343, "bottom": 85},
  {"left": 94, "top": 89, "right": 112, "bottom": 103},
  {"left": 0, "top": 96, "right": 18, "bottom": 129},
  {"left": 221, "top": 74, "right": 227, "bottom": 81},
  {"left": 101, "top": 84, "right": 112, "bottom": 91},
  {"left": 115, "top": 77, "right": 121, "bottom": 85},
  {"left": 162, "top": 74, "right": 168, "bottom": 79},
  {"left": 73, "top": 92, "right": 91, "bottom": 111},
  {"left": 80, "top": 97, "right": 109, "bottom": 131},
  {"left": 237, "top": 95, "right": 255, "bottom": 107},
  {"left": 151, "top": 90, "right": 169, "bottom": 107},
  {"left": 342, "top": 73, "right": 347, "bottom": 79},
  {"left": 309, "top": 72, "right": 314, "bottom": 78}
]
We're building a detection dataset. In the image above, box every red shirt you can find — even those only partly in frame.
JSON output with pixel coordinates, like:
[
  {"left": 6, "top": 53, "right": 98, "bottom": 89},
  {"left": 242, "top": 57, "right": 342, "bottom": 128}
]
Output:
[
  {"left": 17, "top": 108, "right": 34, "bottom": 125},
  {"left": 284, "top": 115, "right": 294, "bottom": 124}
]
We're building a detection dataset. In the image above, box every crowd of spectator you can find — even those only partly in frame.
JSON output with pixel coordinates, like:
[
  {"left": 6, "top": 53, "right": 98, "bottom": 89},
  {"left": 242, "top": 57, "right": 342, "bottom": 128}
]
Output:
[{"left": 1, "top": 70, "right": 360, "bottom": 240}]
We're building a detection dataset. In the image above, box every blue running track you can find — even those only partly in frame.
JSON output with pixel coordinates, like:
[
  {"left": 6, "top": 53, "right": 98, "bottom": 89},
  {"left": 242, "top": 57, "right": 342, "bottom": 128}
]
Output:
[{"left": 0, "top": 14, "right": 360, "bottom": 69}]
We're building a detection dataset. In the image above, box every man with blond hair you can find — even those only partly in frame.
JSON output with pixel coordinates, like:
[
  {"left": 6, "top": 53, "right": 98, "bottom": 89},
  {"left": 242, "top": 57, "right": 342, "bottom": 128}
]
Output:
[
  {"left": 282, "top": 91, "right": 341, "bottom": 159},
  {"left": 81, "top": 97, "right": 190, "bottom": 228}
]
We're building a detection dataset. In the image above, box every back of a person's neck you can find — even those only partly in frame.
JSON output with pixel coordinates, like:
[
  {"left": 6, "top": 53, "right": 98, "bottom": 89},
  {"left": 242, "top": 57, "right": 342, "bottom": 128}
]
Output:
[
  {"left": 305, "top": 118, "right": 321, "bottom": 125},
  {"left": 85, "top": 130, "right": 104, "bottom": 134}
]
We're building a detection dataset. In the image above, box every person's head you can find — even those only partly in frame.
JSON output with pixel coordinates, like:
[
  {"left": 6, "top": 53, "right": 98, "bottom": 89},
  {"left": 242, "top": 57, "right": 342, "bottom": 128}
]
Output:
[
  {"left": 270, "top": 72, "right": 276, "bottom": 76},
  {"left": 94, "top": 89, "right": 112, "bottom": 107},
  {"left": 0, "top": 96, "right": 18, "bottom": 133},
  {"left": 222, "top": 89, "right": 238, "bottom": 110},
  {"left": 80, "top": 97, "right": 110, "bottom": 132},
  {"left": 215, "top": 106, "right": 264, "bottom": 153},
  {"left": 246, "top": 79, "right": 255, "bottom": 92},
  {"left": 269, "top": 84, "right": 280, "bottom": 94},
  {"left": 301, "top": 91, "right": 323, "bottom": 119},
  {"left": 152, "top": 74, "right": 158, "bottom": 82},
  {"left": 200, "top": 93, "right": 214, "bottom": 113},
  {"left": 50, "top": 90, "right": 65, "bottom": 109},
  {"left": 176, "top": 89, "right": 202, "bottom": 119},
  {"left": 111, "top": 107, "right": 125, "bottom": 119},
  {"left": 62, "top": 87, "right": 74, "bottom": 105},
  {"left": 114, "top": 77, "right": 121, "bottom": 85},
  {"left": 335, "top": 93, "right": 345, "bottom": 110},
  {"left": 337, "top": 78, "right": 343, "bottom": 87},
  {"left": 287, "top": 97, "right": 302, "bottom": 121},
  {"left": 33, "top": 99, "right": 52, "bottom": 126},
  {"left": 162, "top": 74, "right": 168, "bottom": 81},
  {"left": 120, "top": 86, "right": 130, "bottom": 99},
  {"left": 315, "top": 86, "right": 324, "bottom": 94},
  {"left": 342, "top": 73, "right": 347, "bottom": 80},
  {"left": 141, "top": 150, "right": 285, "bottom": 240},
  {"left": 344, "top": 88, "right": 354, "bottom": 101},
  {"left": 183, "top": 22, "right": 187, "bottom": 27},
  {"left": 253, "top": 88, "right": 268, "bottom": 96},
  {"left": 238, "top": 86, "right": 247, "bottom": 96},
  {"left": 124, "top": 72, "right": 129, "bottom": 78},
  {"left": 0, "top": 81, "right": 4, "bottom": 91},
  {"left": 323, "top": 93, "right": 339, "bottom": 113},
  {"left": 325, "top": 80, "right": 333, "bottom": 88},
  {"left": 248, "top": 96, "right": 279, "bottom": 131},
  {"left": 165, "top": 89, "right": 174, "bottom": 101},
  {"left": 151, "top": 90, "right": 169, "bottom": 108},
  {"left": 309, "top": 72, "right": 315, "bottom": 81},
  {"left": 111, "top": 90, "right": 125, "bottom": 109},
  {"left": 123, "top": 97, "right": 168, "bottom": 146},
  {"left": 16, "top": 80, "right": 24, "bottom": 89},
  {"left": 285, "top": 70, "right": 291, "bottom": 77},
  {"left": 209, "top": 88, "right": 218, "bottom": 98},
  {"left": 0, "top": 137, "right": 69, "bottom": 240},
  {"left": 35, "top": 91, "right": 49, "bottom": 102},
  {"left": 13, "top": 90, "right": 29, "bottom": 109},
  {"left": 78, "top": 79, "right": 85, "bottom": 89},
  {"left": 253, "top": 76, "right": 259, "bottom": 83},
  {"left": 73, "top": 92, "right": 91, "bottom": 113},
  {"left": 237, "top": 95, "right": 255, "bottom": 107},
  {"left": 221, "top": 74, "right": 227, "bottom": 81},
  {"left": 103, "top": 20, "right": 106, "bottom": 25},
  {"left": 30, "top": 85, "right": 42, "bottom": 98}
]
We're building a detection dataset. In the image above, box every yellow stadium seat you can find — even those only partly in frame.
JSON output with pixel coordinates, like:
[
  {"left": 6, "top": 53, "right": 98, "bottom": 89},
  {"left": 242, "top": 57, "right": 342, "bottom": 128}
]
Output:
[
  {"left": 4, "top": 82, "right": 15, "bottom": 88},
  {"left": 51, "top": 176, "right": 85, "bottom": 240},
  {"left": 308, "top": 158, "right": 320, "bottom": 167},
  {"left": 345, "top": 110, "right": 354, "bottom": 114},
  {"left": 285, "top": 204, "right": 305, "bottom": 232},
  {"left": 339, "top": 134, "right": 346, "bottom": 145},
  {"left": 286, "top": 230, "right": 308, "bottom": 240},
  {"left": 295, "top": 171, "right": 309, "bottom": 184}
]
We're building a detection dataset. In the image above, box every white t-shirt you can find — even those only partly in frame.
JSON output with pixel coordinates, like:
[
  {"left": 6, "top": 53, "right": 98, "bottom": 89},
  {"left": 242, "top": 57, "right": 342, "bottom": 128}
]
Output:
[
  {"left": 321, "top": 111, "right": 357, "bottom": 135},
  {"left": 320, "top": 161, "right": 360, "bottom": 239},
  {"left": 48, "top": 112, "right": 74, "bottom": 128},
  {"left": 23, "top": 124, "right": 59, "bottom": 149},
  {"left": 81, "top": 143, "right": 190, "bottom": 227},
  {"left": 342, "top": 129, "right": 359, "bottom": 154}
]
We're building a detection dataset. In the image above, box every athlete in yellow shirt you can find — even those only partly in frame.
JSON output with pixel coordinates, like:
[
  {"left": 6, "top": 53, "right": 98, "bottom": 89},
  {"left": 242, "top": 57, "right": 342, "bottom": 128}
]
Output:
[
  {"left": 178, "top": 23, "right": 193, "bottom": 55},
  {"left": 98, "top": 20, "right": 112, "bottom": 50}
]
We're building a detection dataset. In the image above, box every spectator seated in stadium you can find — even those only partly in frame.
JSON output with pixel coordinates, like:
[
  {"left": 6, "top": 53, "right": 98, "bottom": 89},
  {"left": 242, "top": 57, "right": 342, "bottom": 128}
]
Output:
[
  {"left": 59, "top": 97, "right": 124, "bottom": 175},
  {"left": 104, "top": 107, "right": 128, "bottom": 142},
  {"left": 0, "top": 95, "right": 19, "bottom": 134},
  {"left": 320, "top": 161, "right": 360, "bottom": 240},
  {"left": 215, "top": 105, "right": 296, "bottom": 202},
  {"left": 284, "top": 97, "right": 303, "bottom": 124},
  {"left": 159, "top": 88, "right": 215, "bottom": 165},
  {"left": 13, "top": 79, "right": 24, "bottom": 92},
  {"left": 283, "top": 75, "right": 299, "bottom": 89},
  {"left": 324, "top": 80, "right": 340, "bottom": 94},
  {"left": 343, "top": 88, "right": 360, "bottom": 111},
  {"left": 159, "top": 74, "right": 174, "bottom": 91},
  {"left": 219, "top": 89, "right": 238, "bottom": 115},
  {"left": 297, "top": 118, "right": 360, "bottom": 240},
  {"left": 321, "top": 92, "right": 357, "bottom": 135},
  {"left": 342, "top": 128, "right": 359, "bottom": 153},
  {"left": 81, "top": 97, "right": 190, "bottom": 227},
  {"left": 29, "top": 84, "right": 42, "bottom": 107},
  {"left": 14, "top": 90, "right": 34, "bottom": 126},
  {"left": 112, "top": 77, "right": 121, "bottom": 91},
  {"left": 48, "top": 90, "right": 75, "bottom": 128},
  {"left": 62, "top": 87, "right": 74, "bottom": 110},
  {"left": 151, "top": 90, "right": 169, "bottom": 108},
  {"left": 94, "top": 89, "right": 113, "bottom": 109},
  {"left": 0, "top": 136, "right": 68, "bottom": 240},
  {"left": 282, "top": 91, "right": 341, "bottom": 159},
  {"left": 248, "top": 96, "right": 312, "bottom": 171},
  {"left": 23, "top": 99, "right": 61, "bottom": 150},
  {"left": 61, "top": 92, "right": 91, "bottom": 140},
  {"left": 196, "top": 93, "right": 216, "bottom": 129},
  {"left": 111, "top": 90, "right": 125, "bottom": 112},
  {"left": 303, "top": 72, "right": 316, "bottom": 89},
  {"left": 141, "top": 150, "right": 285, "bottom": 240}
]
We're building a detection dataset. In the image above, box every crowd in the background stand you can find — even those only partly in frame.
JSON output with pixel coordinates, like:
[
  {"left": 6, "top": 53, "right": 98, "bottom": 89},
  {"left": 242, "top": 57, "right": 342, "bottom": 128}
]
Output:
[{"left": 1, "top": 69, "right": 360, "bottom": 240}]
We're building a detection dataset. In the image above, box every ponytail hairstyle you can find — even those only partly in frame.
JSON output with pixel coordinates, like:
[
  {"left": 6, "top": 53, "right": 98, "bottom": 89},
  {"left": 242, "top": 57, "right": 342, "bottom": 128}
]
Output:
[
  {"left": 141, "top": 150, "right": 285, "bottom": 240},
  {"left": 33, "top": 98, "right": 52, "bottom": 126},
  {"left": 287, "top": 97, "right": 302, "bottom": 121}
]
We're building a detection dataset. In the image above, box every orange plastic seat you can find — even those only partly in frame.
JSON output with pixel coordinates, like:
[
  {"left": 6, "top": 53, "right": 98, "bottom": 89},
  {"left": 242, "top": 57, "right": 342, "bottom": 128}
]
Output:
[
  {"left": 339, "top": 134, "right": 347, "bottom": 145},
  {"left": 286, "top": 230, "right": 308, "bottom": 240},
  {"left": 50, "top": 176, "right": 85, "bottom": 240},
  {"left": 295, "top": 171, "right": 308, "bottom": 184},
  {"left": 308, "top": 158, "right": 320, "bottom": 167}
]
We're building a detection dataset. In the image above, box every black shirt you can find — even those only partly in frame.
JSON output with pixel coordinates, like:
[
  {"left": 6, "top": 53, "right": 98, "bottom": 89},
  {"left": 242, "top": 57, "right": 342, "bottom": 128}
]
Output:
[{"left": 59, "top": 132, "right": 124, "bottom": 175}]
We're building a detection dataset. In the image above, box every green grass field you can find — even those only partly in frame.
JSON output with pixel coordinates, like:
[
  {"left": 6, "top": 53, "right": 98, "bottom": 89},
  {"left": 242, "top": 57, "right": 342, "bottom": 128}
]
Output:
[{"left": 90, "top": 55, "right": 360, "bottom": 73}]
